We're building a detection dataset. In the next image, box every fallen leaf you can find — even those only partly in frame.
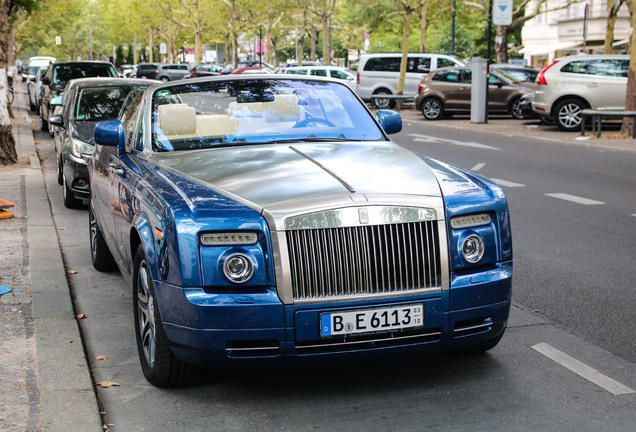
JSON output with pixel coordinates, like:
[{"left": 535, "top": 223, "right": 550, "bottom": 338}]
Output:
[
  {"left": 98, "top": 381, "right": 119, "bottom": 388},
  {"left": 96, "top": 355, "right": 107, "bottom": 360},
  {"left": 67, "top": 270, "right": 78, "bottom": 274},
  {"left": 60, "top": 226, "right": 66, "bottom": 230},
  {"left": 65, "top": 340, "right": 73, "bottom": 344},
  {"left": 76, "top": 313, "right": 86, "bottom": 319}
]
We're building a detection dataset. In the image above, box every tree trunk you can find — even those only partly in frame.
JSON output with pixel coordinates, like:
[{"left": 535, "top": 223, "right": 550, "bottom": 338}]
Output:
[
  {"left": 604, "top": 0, "right": 620, "bottom": 54},
  {"left": 0, "top": 0, "right": 16, "bottom": 165},
  {"left": 397, "top": 11, "right": 412, "bottom": 96},
  {"left": 232, "top": 33, "right": 238, "bottom": 69},
  {"left": 419, "top": 3, "right": 428, "bottom": 53},
  {"left": 621, "top": 6, "right": 636, "bottom": 135},
  {"left": 194, "top": 31, "right": 203, "bottom": 64},
  {"left": 297, "top": 33, "right": 305, "bottom": 65},
  {"left": 270, "top": 36, "right": 278, "bottom": 67},
  {"left": 148, "top": 30, "right": 154, "bottom": 63},
  {"left": 224, "top": 34, "right": 230, "bottom": 65},
  {"left": 133, "top": 33, "right": 138, "bottom": 65},
  {"left": 322, "top": 14, "right": 330, "bottom": 64},
  {"left": 310, "top": 24, "right": 317, "bottom": 61},
  {"left": 495, "top": 25, "right": 508, "bottom": 63}
]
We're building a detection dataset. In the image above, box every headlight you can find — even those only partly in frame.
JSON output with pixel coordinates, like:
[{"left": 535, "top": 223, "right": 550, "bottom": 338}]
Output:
[
  {"left": 200, "top": 232, "right": 258, "bottom": 246},
  {"left": 70, "top": 138, "right": 94, "bottom": 158},
  {"left": 223, "top": 253, "right": 254, "bottom": 283},
  {"left": 450, "top": 213, "right": 491, "bottom": 229},
  {"left": 462, "top": 235, "right": 485, "bottom": 264}
]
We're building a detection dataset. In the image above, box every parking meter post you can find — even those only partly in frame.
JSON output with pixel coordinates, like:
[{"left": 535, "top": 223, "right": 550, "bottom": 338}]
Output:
[{"left": 471, "top": 57, "right": 488, "bottom": 123}]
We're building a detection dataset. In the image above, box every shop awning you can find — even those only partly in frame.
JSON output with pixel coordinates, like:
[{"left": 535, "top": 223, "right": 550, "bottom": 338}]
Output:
[{"left": 518, "top": 41, "right": 581, "bottom": 56}]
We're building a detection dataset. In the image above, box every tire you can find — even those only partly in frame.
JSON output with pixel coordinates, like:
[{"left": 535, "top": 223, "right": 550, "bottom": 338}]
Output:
[
  {"left": 510, "top": 97, "right": 524, "bottom": 120},
  {"left": 372, "top": 89, "right": 395, "bottom": 109},
  {"left": 540, "top": 114, "right": 555, "bottom": 126},
  {"left": 133, "top": 245, "right": 195, "bottom": 387},
  {"left": 554, "top": 98, "right": 587, "bottom": 132},
  {"left": 40, "top": 108, "right": 48, "bottom": 131},
  {"left": 160, "top": 77, "right": 169, "bottom": 82},
  {"left": 62, "top": 171, "right": 81, "bottom": 209},
  {"left": 89, "top": 205, "right": 117, "bottom": 272},
  {"left": 56, "top": 152, "right": 63, "bottom": 185},
  {"left": 420, "top": 98, "right": 444, "bottom": 120}
]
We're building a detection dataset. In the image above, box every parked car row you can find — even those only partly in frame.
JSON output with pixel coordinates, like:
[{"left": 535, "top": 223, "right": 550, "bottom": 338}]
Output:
[{"left": 39, "top": 73, "right": 513, "bottom": 388}]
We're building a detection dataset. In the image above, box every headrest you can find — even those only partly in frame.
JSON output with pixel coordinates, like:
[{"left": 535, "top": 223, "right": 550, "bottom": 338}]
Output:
[{"left": 157, "top": 104, "right": 197, "bottom": 136}]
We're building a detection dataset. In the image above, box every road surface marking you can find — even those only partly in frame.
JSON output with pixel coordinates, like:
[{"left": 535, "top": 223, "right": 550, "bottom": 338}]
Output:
[
  {"left": 545, "top": 193, "right": 605, "bottom": 206},
  {"left": 532, "top": 343, "right": 635, "bottom": 395},
  {"left": 471, "top": 163, "right": 486, "bottom": 171},
  {"left": 409, "top": 134, "right": 501, "bottom": 151},
  {"left": 489, "top": 178, "right": 525, "bottom": 188}
]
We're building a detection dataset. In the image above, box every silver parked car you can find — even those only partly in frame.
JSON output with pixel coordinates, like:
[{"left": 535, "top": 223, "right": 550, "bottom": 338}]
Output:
[{"left": 532, "top": 54, "right": 629, "bottom": 131}]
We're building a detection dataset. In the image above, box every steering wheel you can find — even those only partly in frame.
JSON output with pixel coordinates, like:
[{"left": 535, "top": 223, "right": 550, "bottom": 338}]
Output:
[{"left": 292, "top": 117, "right": 335, "bottom": 128}]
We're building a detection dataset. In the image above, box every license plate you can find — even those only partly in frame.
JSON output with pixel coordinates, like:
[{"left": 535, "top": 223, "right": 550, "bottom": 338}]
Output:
[{"left": 320, "top": 303, "right": 424, "bottom": 337}]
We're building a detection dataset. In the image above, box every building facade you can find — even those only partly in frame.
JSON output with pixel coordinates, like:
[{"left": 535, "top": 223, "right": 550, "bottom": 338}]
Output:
[{"left": 521, "top": 0, "right": 631, "bottom": 67}]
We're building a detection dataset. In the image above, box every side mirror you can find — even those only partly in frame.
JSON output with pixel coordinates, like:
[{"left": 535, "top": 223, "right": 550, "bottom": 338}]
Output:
[
  {"left": 42, "top": 77, "right": 50, "bottom": 85},
  {"left": 375, "top": 110, "right": 402, "bottom": 135},
  {"left": 94, "top": 120, "right": 126, "bottom": 156},
  {"left": 48, "top": 115, "right": 64, "bottom": 127}
]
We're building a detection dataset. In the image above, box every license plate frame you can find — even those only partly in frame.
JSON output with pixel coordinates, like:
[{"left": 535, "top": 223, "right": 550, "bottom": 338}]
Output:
[{"left": 320, "top": 303, "right": 424, "bottom": 338}]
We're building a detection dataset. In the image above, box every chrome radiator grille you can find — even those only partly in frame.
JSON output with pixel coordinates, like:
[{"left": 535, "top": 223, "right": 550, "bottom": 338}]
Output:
[{"left": 286, "top": 221, "right": 441, "bottom": 301}]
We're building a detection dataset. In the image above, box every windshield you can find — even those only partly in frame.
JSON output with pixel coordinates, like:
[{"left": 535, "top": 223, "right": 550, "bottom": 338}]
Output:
[
  {"left": 76, "top": 85, "right": 148, "bottom": 121},
  {"left": 151, "top": 79, "right": 386, "bottom": 152}
]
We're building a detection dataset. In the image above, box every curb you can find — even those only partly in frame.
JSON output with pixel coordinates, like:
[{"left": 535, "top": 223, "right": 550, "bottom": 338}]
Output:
[{"left": 11, "top": 98, "right": 103, "bottom": 431}]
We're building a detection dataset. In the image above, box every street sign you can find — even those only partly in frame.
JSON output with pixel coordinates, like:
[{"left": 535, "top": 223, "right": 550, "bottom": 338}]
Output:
[
  {"left": 55, "top": 36, "right": 61, "bottom": 45},
  {"left": 493, "top": 0, "right": 513, "bottom": 26},
  {"left": 159, "top": 43, "right": 167, "bottom": 55}
]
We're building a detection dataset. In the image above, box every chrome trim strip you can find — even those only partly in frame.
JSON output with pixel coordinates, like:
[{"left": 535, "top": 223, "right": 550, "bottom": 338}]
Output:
[
  {"left": 296, "top": 330, "right": 443, "bottom": 350},
  {"left": 289, "top": 145, "right": 356, "bottom": 193},
  {"left": 454, "top": 322, "right": 492, "bottom": 334},
  {"left": 225, "top": 346, "right": 280, "bottom": 352},
  {"left": 285, "top": 206, "right": 437, "bottom": 230},
  {"left": 291, "top": 287, "right": 442, "bottom": 304}
]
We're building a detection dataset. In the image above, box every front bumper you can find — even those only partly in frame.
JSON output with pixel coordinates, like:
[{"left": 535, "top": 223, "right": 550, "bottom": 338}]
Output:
[
  {"left": 63, "top": 153, "right": 90, "bottom": 200},
  {"left": 155, "top": 262, "right": 512, "bottom": 368}
]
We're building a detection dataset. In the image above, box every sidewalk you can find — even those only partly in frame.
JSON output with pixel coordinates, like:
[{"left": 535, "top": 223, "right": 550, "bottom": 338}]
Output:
[{"left": 0, "top": 84, "right": 102, "bottom": 431}]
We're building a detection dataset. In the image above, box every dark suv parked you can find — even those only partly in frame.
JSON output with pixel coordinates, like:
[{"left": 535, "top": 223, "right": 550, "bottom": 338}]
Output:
[
  {"left": 135, "top": 63, "right": 159, "bottom": 79},
  {"left": 40, "top": 61, "right": 118, "bottom": 134}
]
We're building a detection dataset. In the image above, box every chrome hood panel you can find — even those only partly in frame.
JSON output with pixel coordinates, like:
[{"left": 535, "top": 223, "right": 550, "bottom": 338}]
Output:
[{"left": 151, "top": 141, "right": 443, "bottom": 230}]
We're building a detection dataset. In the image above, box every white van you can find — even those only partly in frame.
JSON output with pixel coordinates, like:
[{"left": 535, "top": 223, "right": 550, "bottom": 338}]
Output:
[
  {"left": 283, "top": 65, "right": 356, "bottom": 90},
  {"left": 356, "top": 53, "right": 464, "bottom": 107}
]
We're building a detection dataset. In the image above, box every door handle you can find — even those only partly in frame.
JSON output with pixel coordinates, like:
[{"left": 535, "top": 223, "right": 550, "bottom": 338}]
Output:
[{"left": 109, "top": 163, "right": 124, "bottom": 175}]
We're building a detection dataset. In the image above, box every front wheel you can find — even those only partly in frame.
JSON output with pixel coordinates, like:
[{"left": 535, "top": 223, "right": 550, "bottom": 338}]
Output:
[
  {"left": 555, "top": 98, "right": 587, "bottom": 131},
  {"left": 89, "top": 205, "right": 117, "bottom": 272},
  {"left": 133, "top": 245, "right": 195, "bottom": 387},
  {"left": 421, "top": 98, "right": 444, "bottom": 120},
  {"left": 40, "top": 108, "right": 48, "bottom": 131}
]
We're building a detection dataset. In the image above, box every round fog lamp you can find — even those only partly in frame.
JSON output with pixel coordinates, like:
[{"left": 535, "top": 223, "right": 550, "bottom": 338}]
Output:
[
  {"left": 223, "top": 253, "right": 254, "bottom": 283},
  {"left": 462, "top": 235, "right": 485, "bottom": 264}
]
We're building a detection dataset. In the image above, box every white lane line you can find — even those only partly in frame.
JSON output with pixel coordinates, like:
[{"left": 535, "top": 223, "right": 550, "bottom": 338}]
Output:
[
  {"left": 545, "top": 193, "right": 605, "bottom": 206},
  {"left": 532, "top": 343, "right": 635, "bottom": 396},
  {"left": 489, "top": 178, "right": 525, "bottom": 188},
  {"left": 409, "top": 134, "right": 501, "bottom": 151},
  {"left": 471, "top": 163, "right": 486, "bottom": 171}
]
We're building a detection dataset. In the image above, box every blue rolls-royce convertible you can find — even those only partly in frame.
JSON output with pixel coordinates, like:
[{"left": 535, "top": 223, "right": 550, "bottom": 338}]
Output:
[{"left": 89, "top": 76, "right": 513, "bottom": 387}]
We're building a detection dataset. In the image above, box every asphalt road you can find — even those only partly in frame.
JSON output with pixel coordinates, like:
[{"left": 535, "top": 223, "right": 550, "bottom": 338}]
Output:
[{"left": 32, "top": 115, "right": 636, "bottom": 431}]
